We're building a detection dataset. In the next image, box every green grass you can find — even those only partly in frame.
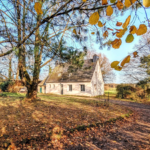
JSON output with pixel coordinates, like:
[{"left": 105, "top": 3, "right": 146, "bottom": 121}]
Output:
[
  {"left": 0, "top": 92, "right": 25, "bottom": 97},
  {"left": 104, "top": 88, "right": 117, "bottom": 95}
]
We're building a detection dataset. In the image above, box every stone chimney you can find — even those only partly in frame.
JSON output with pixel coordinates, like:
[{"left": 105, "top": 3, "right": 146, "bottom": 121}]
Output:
[{"left": 93, "top": 54, "right": 99, "bottom": 62}]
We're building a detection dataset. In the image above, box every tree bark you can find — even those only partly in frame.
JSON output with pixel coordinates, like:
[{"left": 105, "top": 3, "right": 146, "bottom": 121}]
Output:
[
  {"left": 26, "top": 84, "right": 38, "bottom": 100},
  {"left": 8, "top": 59, "right": 12, "bottom": 80}
]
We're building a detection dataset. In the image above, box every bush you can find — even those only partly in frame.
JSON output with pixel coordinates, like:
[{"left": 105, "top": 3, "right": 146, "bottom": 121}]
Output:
[
  {"left": 0, "top": 93, "right": 7, "bottom": 97},
  {"left": 116, "top": 84, "right": 147, "bottom": 100},
  {"left": 0, "top": 80, "right": 15, "bottom": 92},
  {"left": 116, "top": 84, "right": 136, "bottom": 99}
]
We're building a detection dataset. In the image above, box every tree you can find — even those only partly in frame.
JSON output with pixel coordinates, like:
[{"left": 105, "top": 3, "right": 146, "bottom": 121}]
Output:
[
  {"left": 86, "top": 50, "right": 116, "bottom": 83},
  {"left": 120, "top": 30, "right": 150, "bottom": 83},
  {"left": 0, "top": 48, "right": 18, "bottom": 80},
  {"left": 0, "top": 0, "right": 149, "bottom": 101}
]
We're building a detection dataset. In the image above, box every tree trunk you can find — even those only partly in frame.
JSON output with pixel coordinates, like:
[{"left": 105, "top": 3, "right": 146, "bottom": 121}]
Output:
[
  {"left": 9, "top": 59, "right": 12, "bottom": 80},
  {"left": 26, "top": 84, "right": 38, "bottom": 101}
]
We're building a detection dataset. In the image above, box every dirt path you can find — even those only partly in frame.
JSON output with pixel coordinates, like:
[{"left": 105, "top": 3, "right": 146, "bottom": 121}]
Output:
[{"left": 63, "top": 96, "right": 150, "bottom": 150}]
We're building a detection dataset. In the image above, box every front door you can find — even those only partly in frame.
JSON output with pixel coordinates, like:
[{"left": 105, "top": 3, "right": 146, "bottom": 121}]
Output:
[
  {"left": 61, "top": 84, "right": 63, "bottom": 95},
  {"left": 40, "top": 87, "right": 42, "bottom": 93}
]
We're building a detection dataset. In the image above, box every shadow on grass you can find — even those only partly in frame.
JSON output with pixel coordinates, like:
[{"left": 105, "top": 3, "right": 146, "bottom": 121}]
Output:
[{"left": 0, "top": 95, "right": 131, "bottom": 149}]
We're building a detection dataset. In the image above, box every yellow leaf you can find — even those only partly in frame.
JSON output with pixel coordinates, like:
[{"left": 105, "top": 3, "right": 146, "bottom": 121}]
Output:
[
  {"left": 91, "top": 32, "right": 95, "bottom": 34},
  {"left": 34, "top": 2, "right": 43, "bottom": 15},
  {"left": 124, "top": 0, "right": 131, "bottom": 7},
  {"left": 111, "top": 61, "right": 120, "bottom": 68},
  {"left": 106, "top": 6, "right": 113, "bottom": 16},
  {"left": 131, "top": 0, "right": 137, "bottom": 3},
  {"left": 103, "top": 31, "right": 108, "bottom": 39},
  {"left": 116, "top": 22, "right": 122, "bottom": 26},
  {"left": 116, "top": 28, "right": 127, "bottom": 38},
  {"left": 115, "top": 66, "right": 122, "bottom": 71},
  {"left": 126, "top": 34, "right": 134, "bottom": 43},
  {"left": 89, "top": 12, "right": 99, "bottom": 25},
  {"left": 133, "top": 51, "right": 138, "bottom": 57},
  {"left": 136, "top": 24, "right": 147, "bottom": 36},
  {"left": 116, "top": 1, "right": 124, "bottom": 10},
  {"left": 73, "top": 29, "right": 77, "bottom": 34},
  {"left": 82, "top": 0, "right": 87, "bottom": 2},
  {"left": 122, "top": 15, "right": 131, "bottom": 28},
  {"left": 121, "top": 55, "right": 131, "bottom": 67},
  {"left": 111, "top": 39, "right": 122, "bottom": 49},
  {"left": 130, "top": 25, "right": 137, "bottom": 34},
  {"left": 98, "top": 21, "right": 104, "bottom": 27},
  {"left": 102, "top": 0, "right": 108, "bottom": 5},
  {"left": 143, "top": 0, "right": 150, "bottom": 7},
  {"left": 110, "top": 0, "right": 116, "bottom": 3}
]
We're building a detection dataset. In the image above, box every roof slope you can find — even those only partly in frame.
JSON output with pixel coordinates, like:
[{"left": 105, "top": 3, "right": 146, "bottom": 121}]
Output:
[
  {"left": 46, "top": 59, "right": 98, "bottom": 83},
  {"left": 38, "top": 76, "right": 49, "bottom": 86}
]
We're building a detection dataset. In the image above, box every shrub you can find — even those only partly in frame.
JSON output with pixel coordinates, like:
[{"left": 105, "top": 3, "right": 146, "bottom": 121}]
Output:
[
  {"left": 116, "top": 84, "right": 136, "bottom": 99},
  {"left": 116, "top": 84, "right": 147, "bottom": 100},
  {"left": 0, "top": 80, "right": 15, "bottom": 92}
]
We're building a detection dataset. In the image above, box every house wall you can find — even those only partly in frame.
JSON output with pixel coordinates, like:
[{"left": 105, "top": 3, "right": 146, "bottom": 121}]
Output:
[
  {"left": 46, "top": 82, "right": 92, "bottom": 96},
  {"left": 91, "top": 61, "right": 104, "bottom": 96},
  {"left": 38, "top": 86, "right": 46, "bottom": 93}
]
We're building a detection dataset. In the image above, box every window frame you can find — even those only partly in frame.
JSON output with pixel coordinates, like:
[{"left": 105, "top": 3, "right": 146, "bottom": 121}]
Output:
[
  {"left": 80, "top": 84, "right": 85, "bottom": 92},
  {"left": 68, "top": 85, "right": 72, "bottom": 92}
]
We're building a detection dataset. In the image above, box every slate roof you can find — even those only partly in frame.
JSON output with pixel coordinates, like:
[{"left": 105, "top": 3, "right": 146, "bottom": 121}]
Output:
[{"left": 45, "top": 59, "right": 98, "bottom": 83}]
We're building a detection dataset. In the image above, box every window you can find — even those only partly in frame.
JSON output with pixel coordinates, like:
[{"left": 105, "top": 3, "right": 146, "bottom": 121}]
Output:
[
  {"left": 53, "top": 84, "right": 55, "bottom": 88},
  {"left": 81, "top": 85, "right": 85, "bottom": 91},
  {"left": 49, "top": 84, "right": 51, "bottom": 88},
  {"left": 69, "top": 85, "right": 72, "bottom": 91}
]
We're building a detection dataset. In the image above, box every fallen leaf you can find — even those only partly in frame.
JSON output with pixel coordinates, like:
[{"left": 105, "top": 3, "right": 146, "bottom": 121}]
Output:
[{"left": 91, "top": 32, "right": 95, "bottom": 34}]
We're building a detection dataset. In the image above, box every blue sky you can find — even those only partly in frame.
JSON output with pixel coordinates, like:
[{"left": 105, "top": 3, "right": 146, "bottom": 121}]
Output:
[{"left": 92, "top": 7, "right": 150, "bottom": 83}]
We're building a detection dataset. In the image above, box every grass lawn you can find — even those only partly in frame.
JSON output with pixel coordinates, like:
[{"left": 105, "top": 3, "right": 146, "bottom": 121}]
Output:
[
  {"left": 0, "top": 93, "right": 131, "bottom": 149},
  {"left": 104, "top": 88, "right": 117, "bottom": 95}
]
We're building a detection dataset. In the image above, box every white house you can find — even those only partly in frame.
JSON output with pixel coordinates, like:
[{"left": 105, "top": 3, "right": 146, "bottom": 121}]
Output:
[{"left": 38, "top": 55, "right": 104, "bottom": 96}]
